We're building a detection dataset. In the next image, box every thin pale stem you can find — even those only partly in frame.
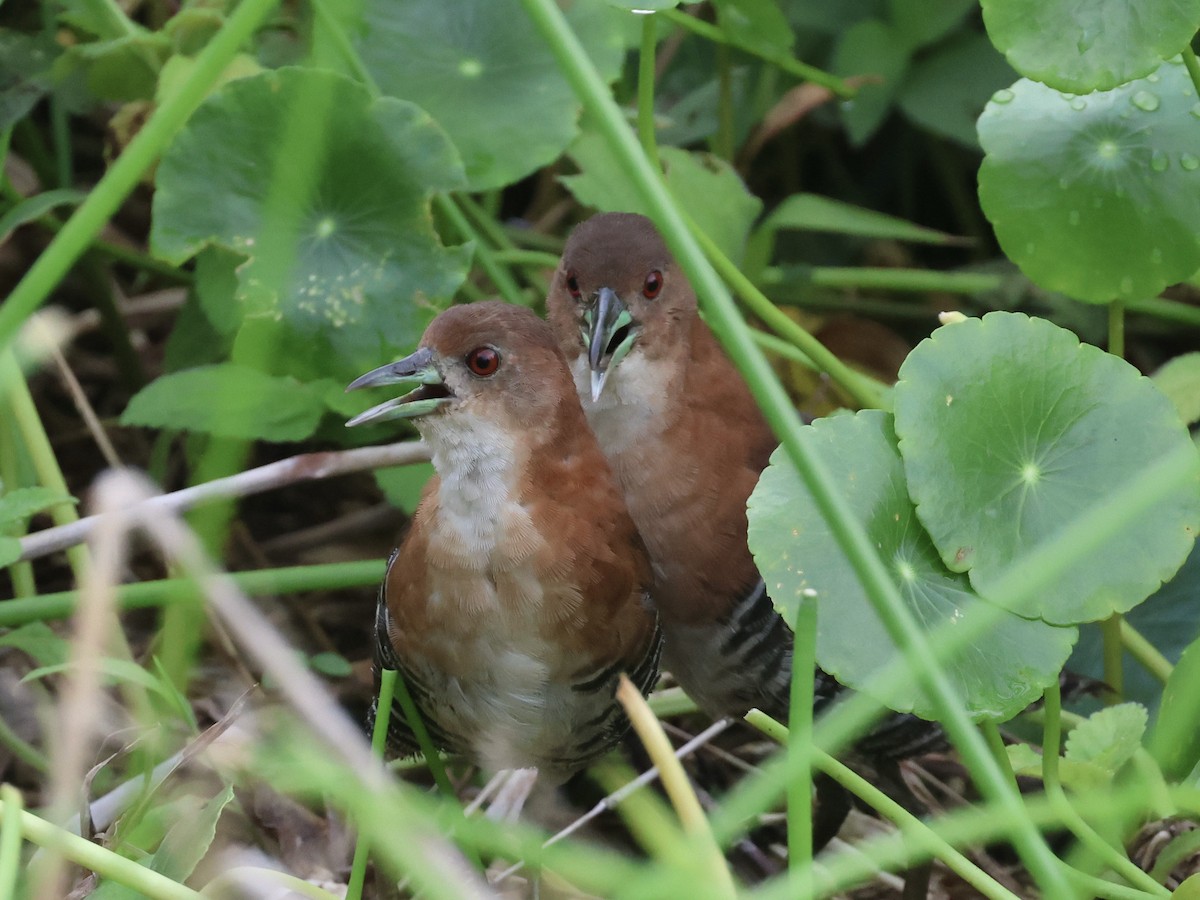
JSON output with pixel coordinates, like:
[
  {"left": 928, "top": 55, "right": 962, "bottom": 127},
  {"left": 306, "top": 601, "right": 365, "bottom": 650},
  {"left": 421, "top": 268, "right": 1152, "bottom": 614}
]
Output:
[
  {"left": 787, "top": 602, "right": 816, "bottom": 883},
  {"left": 637, "top": 14, "right": 660, "bottom": 163}
]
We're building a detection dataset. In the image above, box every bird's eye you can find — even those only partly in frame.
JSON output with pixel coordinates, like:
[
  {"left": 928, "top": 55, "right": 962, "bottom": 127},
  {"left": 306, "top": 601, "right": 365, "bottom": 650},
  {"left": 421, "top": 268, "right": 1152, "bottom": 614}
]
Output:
[
  {"left": 643, "top": 270, "right": 664, "bottom": 299},
  {"left": 565, "top": 271, "right": 582, "bottom": 300},
  {"left": 465, "top": 346, "right": 501, "bottom": 377}
]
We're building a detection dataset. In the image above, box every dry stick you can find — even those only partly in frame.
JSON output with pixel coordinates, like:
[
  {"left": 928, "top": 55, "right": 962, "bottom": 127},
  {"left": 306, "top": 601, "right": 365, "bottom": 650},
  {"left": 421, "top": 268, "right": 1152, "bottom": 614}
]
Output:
[
  {"left": 33, "top": 473, "right": 136, "bottom": 900},
  {"left": 18, "top": 441, "right": 430, "bottom": 562},
  {"left": 96, "top": 469, "right": 488, "bottom": 897},
  {"left": 42, "top": 326, "right": 122, "bottom": 469}
]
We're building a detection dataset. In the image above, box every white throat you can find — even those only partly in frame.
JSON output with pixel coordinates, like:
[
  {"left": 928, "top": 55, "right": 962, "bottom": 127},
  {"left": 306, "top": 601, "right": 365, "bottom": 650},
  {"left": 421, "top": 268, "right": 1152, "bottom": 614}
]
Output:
[
  {"left": 420, "top": 411, "right": 523, "bottom": 549},
  {"left": 571, "top": 352, "right": 672, "bottom": 453}
]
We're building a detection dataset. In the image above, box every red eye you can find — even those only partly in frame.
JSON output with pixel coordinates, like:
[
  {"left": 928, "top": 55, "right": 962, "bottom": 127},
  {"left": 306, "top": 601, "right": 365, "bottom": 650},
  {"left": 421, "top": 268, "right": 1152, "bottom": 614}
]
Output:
[
  {"left": 565, "top": 271, "right": 582, "bottom": 300},
  {"left": 465, "top": 346, "right": 500, "bottom": 377},
  {"left": 643, "top": 270, "right": 663, "bottom": 299}
]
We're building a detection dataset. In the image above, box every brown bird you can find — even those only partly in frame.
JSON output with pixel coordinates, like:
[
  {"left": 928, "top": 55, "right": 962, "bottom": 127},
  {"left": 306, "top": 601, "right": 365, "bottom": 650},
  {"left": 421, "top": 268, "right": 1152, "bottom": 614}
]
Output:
[
  {"left": 346, "top": 301, "right": 662, "bottom": 783},
  {"left": 544, "top": 212, "right": 941, "bottom": 755}
]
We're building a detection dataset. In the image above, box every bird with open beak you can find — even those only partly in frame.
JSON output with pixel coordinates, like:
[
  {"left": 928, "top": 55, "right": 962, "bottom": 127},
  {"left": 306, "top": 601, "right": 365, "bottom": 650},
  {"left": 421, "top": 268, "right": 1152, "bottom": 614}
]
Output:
[
  {"left": 545, "top": 212, "right": 942, "bottom": 756},
  {"left": 346, "top": 301, "right": 662, "bottom": 784}
]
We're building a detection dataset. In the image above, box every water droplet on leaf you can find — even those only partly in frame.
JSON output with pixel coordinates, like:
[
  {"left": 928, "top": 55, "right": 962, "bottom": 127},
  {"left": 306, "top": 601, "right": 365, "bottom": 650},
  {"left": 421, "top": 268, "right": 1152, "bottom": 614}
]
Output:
[
  {"left": 1069, "top": 97, "right": 1087, "bottom": 111},
  {"left": 1131, "top": 91, "right": 1160, "bottom": 111},
  {"left": 1150, "top": 152, "right": 1170, "bottom": 172},
  {"left": 991, "top": 89, "right": 1014, "bottom": 104},
  {"left": 1181, "top": 153, "right": 1200, "bottom": 171}
]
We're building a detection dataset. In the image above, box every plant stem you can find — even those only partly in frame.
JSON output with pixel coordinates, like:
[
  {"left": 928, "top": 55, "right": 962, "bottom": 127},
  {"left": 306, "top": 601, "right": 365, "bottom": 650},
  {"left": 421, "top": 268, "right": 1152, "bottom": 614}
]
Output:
[
  {"left": 1108, "top": 299, "right": 1125, "bottom": 358},
  {"left": 1101, "top": 615, "right": 1125, "bottom": 702},
  {"left": 517, "top": 0, "right": 1072, "bottom": 891},
  {"left": 787, "top": 601, "right": 816, "bottom": 884},
  {"left": 747, "top": 711, "right": 1020, "bottom": 900},
  {"left": 0, "top": 0, "right": 282, "bottom": 353},
  {"left": 1183, "top": 46, "right": 1200, "bottom": 99},
  {"left": 347, "top": 667, "right": 399, "bottom": 900},
  {"left": 714, "top": 43, "right": 734, "bottom": 162},
  {"left": 762, "top": 264, "right": 1003, "bottom": 294},
  {"left": 1124, "top": 295, "right": 1200, "bottom": 327},
  {"left": 1120, "top": 619, "right": 1173, "bottom": 684},
  {"left": 659, "top": 8, "right": 855, "bottom": 97},
  {"left": 693, "top": 230, "right": 886, "bottom": 409},
  {"left": 637, "top": 14, "right": 659, "bottom": 163},
  {"left": 980, "top": 719, "right": 1018, "bottom": 790},
  {"left": 435, "top": 194, "right": 528, "bottom": 306},
  {"left": 0, "top": 787, "right": 22, "bottom": 899},
  {"left": 0, "top": 560, "right": 386, "bottom": 627},
  {"left": 616, "top": 675, "right": 736, "bottom": 898},
  {"left": 2, "top": 351, "right": 89, "bottom": 580},
  {"left": 0, "top": 418, "right": 37, "bottom": 597},
  {"left": 0, "top": 799, "right": 204, "bottom": 900}
]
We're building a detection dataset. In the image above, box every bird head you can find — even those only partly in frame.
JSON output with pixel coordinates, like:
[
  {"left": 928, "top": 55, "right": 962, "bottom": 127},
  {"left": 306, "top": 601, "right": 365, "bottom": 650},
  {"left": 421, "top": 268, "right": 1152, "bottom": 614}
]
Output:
[
  {"left": 546, "top": 212, "right": 695, "bottom": 402},
  {"left": 345, "top": 301, "right": 570, "bottom": 433}
]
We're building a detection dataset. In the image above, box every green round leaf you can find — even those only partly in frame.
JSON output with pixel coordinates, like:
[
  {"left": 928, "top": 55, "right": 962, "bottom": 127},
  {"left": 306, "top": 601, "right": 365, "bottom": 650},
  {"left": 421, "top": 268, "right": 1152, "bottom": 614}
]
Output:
[
  {"left": 980, "top": 0, "right": 1200, "bottom": 92},
  {"left": 894, "top": 312, "right": 1200, "bottom": 625},
  {"left": 978, "top": 60, "right": 1200, "bottom": 304},
  {"left": 357, "top": 0, "right": 627, "bottom": 191},
  {"left": 747, "top": 409, "right": 1075, "bottom": 721},
  {"left": 151, "top": 68, "right": 469, "bottom": 383}
]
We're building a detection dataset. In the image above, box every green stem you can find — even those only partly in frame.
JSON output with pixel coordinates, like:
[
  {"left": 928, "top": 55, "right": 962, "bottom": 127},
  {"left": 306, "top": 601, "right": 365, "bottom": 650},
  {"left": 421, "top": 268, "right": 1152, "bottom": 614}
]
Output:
[
  {"left": 747, "top": 712, "right": 1020, "bottom": 900},
  {"left": 694, "top": 231, "right": 886, "bottom": 409},
  {"left": 347, "top": 667, "right": 399, "bottom": 900},
  {"left": 1101, "top": 615, "right": 1124, "bottom": 702},
  {"left": 714, "top": 43, "right": 734, "bottom": 162},
  {"left": 1124, "top": 295, "right": 1200, "bottom": 327},
  {"left": 1182, "top": 47, "right": 1200, "bottom": 99},
  {"left": 310, "top": 0, "right": 382, "bottom": 95},
  {"left": 1042, "top": 683, "right": 1170, "bottom": 897},
  {"left": 391, "top": 668, "right": 456, "bottom": 798},
  {"left": 0, "top": 787, "right": 22, "bottom": 899},
  {"left": 0, "top": 708, "right": 48, "bottom": 772},
  {"left": 1120, "top": 620, "right": 1173, "bottom": 684},
  {"left": 980, "top": 719, "right": 1018, "bottom": 791},
  {"left": 1108, "top": 299, "right": 1125, "bottom": 358},
  {"left": 0, "top": 0, "right": 282, "bottom": 352},
  {"left": 2, "top": 351, "right": 89, "bottom": 580},
  {"left": 457, "top": 194, "right": 552, "bottom": 296},
  {"left": 0, "top": 799, "right": 203, "bottom": 900},
  {"left": 490, "top": 249, "right": 562, "bottom": 269},
  {"left": 762, "top": 264, "right": 1004, "bottom": 295},
  {"left": 754, "top": 775, "right": 1185, "bottom": 900},
  {"left": 435, "top": 194, "right": 527, "bottom": 306},
  {"left": 637, "top": 14, "right": 659, "bottom": 164},
  {"left": 787, "top": 601, "right": 816, "bottom": 884},
  {"left": 660, "top": 8, "right": 855, "bottom": 97},
  {"left": 0, "top": 560, "right": 385, "bottom": 626},
  {"left": 517, "top": 0, "right": 1071, "bottom": 892},
  {"left": 0, "top": 419, "right": 37, "bottom": 598},
  {"left": 26, "top": 212, "right": 193, "bottom": 283},
  {"left": 40, "top": 3, "right": 74, "bottom": 189}
]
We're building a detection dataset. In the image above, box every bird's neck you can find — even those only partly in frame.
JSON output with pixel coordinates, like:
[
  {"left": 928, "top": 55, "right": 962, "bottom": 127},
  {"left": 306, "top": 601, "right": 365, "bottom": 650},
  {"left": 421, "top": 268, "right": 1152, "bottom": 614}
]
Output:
[
  {"left": 572, "top": 346, "right": 683, "bottom": 454},
  {"left": 420, "top": 412, "right": 528, "bottom": 550}
]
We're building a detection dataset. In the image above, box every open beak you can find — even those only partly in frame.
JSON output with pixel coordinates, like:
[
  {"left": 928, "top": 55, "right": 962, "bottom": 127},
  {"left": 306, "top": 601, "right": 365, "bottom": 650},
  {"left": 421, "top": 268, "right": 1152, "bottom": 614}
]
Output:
[
  {"left": 584, "top": 287, "right": 638, "bottom": 402},
  {"left": 344, "top": 347, "right": 453, "bottom": 427}
]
